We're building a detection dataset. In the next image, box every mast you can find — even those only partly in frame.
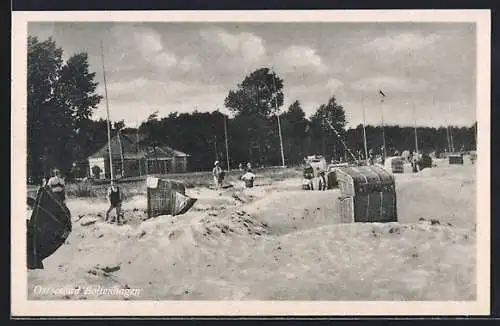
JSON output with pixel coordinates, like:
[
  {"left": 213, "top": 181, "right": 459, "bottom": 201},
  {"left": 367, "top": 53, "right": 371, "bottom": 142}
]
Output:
[
  {"left": 213, "top": 135, "right": 218, "bottom": 161},
  {"left": 413, "top": 100, "right": 419, "bottom": 154},
  {"left": 450, "top": 125, "right": 455, "bottom": 152},
  {"left": 447, "top": 104, "right": 455, "bottom": 153},
  {"left": 271, "top": 68, "right": 286, "bottom": 168},
  {"left": 117, "top": 127, "right": 125, "bottom": 178},
  {"left": 323, "top": 117, "right": 358, "bottom": 163},
  {"left": 100, "top": 40, "right": 114, "bottom": 183},
  {"left": 224, "top": 113, "right": 230, "bottom": 171},
  {"left": 379, "top": 97, "right": 387, "bottom": 160},
  {"left": 446, "top": 123, "right": 451, "bottom": 153},
  {"left": 136, "top": 120, "right": 142, "bottom": 176},
  {"left": 361, "top": 96, "right": 368, "bottom": 164}
]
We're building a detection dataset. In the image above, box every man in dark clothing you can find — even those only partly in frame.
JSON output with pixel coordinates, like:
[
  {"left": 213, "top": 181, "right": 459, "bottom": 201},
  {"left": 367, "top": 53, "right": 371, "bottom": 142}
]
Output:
[
  {"left": 318, "top": 171, "right": 327, "bottom": 191},
  {"left": 302, "top": 164, "right": 314, "bottom": 190},
  {"left": 105, "top": 182, "right": 123, "bottom": 224}
]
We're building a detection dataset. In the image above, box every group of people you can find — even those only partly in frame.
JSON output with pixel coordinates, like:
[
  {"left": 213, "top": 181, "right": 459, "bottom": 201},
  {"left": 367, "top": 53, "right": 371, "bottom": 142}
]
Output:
[
  {"left": 35, "top": 168, "right": 124, "bottom": 225},
  {"left": 34, "top": 159, "right": 263, "bottom": 227},
  {"left": 212, "top": 161, "right": 256, "bottom": 190},
  {"left": 302, "top": 165, "right": 328, "bottom": 191}
]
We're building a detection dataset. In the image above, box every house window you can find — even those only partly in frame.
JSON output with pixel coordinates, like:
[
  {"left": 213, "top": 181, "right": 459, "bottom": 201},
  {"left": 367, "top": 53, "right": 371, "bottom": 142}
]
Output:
[
  {"left": 147, "top": 160, "right": 159, "bottom": 174},
  {"left": 175, "top": 159, "right": 184, "bottom": 172}
]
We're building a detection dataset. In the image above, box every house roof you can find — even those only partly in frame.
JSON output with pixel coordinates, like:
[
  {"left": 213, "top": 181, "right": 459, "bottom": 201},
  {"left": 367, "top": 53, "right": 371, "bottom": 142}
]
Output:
[{"left": 88, "top": 133, "right": 189, "bottom": 159}]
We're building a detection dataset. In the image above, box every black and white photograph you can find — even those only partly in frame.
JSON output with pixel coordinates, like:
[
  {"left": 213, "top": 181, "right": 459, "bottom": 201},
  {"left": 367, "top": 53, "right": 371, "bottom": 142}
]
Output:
[{"left": 12, "top": 10, "right": 490, "bottom": 316}]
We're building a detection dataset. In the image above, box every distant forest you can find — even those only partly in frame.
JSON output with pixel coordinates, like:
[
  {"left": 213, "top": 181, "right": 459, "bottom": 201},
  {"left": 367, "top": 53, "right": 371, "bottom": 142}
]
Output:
[{"left": 27, "top": 36, "right": 477, "bottom": 178}]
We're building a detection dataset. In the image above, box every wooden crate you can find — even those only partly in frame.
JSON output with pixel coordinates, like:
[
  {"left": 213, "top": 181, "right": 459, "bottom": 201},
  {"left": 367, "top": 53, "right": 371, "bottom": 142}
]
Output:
[{"left": 336, "top": 165, "right": 398, "bottom": 223}]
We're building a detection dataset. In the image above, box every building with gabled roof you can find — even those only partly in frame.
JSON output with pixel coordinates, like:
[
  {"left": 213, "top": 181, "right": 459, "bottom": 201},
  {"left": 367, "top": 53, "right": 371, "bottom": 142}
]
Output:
[{"left": 87, "top": 131, "right": 189, "bottom": 179}]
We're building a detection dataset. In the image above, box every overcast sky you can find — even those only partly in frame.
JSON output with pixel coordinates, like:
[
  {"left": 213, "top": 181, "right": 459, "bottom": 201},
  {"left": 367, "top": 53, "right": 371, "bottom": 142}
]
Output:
[{"left": 28, "top": 21, "right": 476, "bottom": 128}]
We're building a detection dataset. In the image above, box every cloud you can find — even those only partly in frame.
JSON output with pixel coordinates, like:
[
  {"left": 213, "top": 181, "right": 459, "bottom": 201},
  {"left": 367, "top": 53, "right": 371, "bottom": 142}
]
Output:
[
  {"left": 110, "top": 25, "right": 178, "bottom": 69},
  {"left": 200, "top": 28, "right": 267, "bottom": 63},
  {"left": 277, "top": 45, "right": 328, "bottom": 74},
  {"left": 155, "top": 52, "right": 177, "bottom": 68},
  {"left": 179, "top": 55, "right": 202, "bottom": 72},
  {"left": 350, "top": 75, "right": 428, "bottom": 93},
  {"left": 98, "top": 77, "right": 228, "bottom": 109},
  {"left": 104, "top": 77, "right": 150, "bottom": 95},
  {"left": 363, "top": 32, "right": 441, "bottom": 54},
  {"left": 30, "top": 22, "right": 473, "bottom": 128},
  {"left": 213, "top": 30, "right": 239, "bottom": 52},
  {"left": 134, "top": 28, "right": 163, "bottom": 55},
  {"left": 28, "top": 22, "right": 56, "bottom": 41},
  {"left": 239, "top": 33, "right": 266, "bottom": 63},
  {"left": 93, "top": 79, "right": 228, "bottom": 124},
  {"left": 326, "top": 78, "right": 344, "bottom": 92}
]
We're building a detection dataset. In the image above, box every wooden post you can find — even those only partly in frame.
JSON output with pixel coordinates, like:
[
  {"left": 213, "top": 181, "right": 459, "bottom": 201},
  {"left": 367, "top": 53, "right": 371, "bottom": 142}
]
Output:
[
  {"left": 100, "top": 41, "right": 114, "bottom": 183},
  {"left": 224, "top": 114, "right": 230, "bottom": 171},
  {"left": 361, "top": 96, "right": 368, "bottom": 164}
]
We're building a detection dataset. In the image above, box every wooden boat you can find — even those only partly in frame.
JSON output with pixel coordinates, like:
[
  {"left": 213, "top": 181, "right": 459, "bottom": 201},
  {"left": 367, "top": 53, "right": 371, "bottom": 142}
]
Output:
[{"left": 27, "top": 187, "right": 72, "bottom": 269}]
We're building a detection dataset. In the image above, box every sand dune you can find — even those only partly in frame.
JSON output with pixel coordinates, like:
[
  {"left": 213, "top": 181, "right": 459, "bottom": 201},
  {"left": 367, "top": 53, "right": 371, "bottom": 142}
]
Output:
[{"left": 28, "top": 160, "right": 476, "bottom": 301}]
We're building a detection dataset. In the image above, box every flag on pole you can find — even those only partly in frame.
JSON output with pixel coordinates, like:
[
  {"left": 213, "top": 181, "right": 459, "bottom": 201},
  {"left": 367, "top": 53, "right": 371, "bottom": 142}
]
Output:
[{"left": 379, "top": 89, "right": 386, "bottom": 102}]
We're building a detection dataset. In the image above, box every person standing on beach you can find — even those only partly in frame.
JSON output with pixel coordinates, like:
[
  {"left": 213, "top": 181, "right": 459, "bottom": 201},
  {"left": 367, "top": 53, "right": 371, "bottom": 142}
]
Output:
[
  {"left": 411, "top": 151, "right": 420, "bottom": 173},
  {"left": 318, "top": 171, "right": 327, "bottom": 191},
  {"left": 241, "top": 167, "right": 256, "bottom": 188},
  {"left": 46, "top": 168, "right": 66, "bottom": 203},
  {"left": 212, "top": 161, "right": 223, "bottom": 190},
  {"left": 105, "top": 182, "right": 123, "bottom": 224}
]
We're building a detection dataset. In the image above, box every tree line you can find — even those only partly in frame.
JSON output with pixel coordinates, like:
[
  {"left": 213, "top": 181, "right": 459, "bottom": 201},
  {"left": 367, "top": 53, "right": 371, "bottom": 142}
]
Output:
[{"left": 27, "top": 36, "right": 477, "bottom": 180}]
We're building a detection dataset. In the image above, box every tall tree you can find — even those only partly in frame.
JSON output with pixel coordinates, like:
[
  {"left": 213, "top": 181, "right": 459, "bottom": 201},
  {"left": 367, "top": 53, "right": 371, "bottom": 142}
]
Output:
[
  {"left": 281, "top": 100, "right": 309, "bottom": 164},
  {"left": 56, "top": 52, "right": 103, "bottom": 164},
  {"left": 27, "top": 36, "right": 103, "bottom": 180},
  {"left": 76, "top": 118, "right": 109, "bottom": 158},
  {"left": 224, "top": 68, "right": 285, "bottom": 165},
  {"left": 224, "top": 68, "right": 284, "bottom": 118},
  {"left": 28, "top": 36, "right": 64, "bottom": 179},
  {"left": 310, "top": 96, "right": 347, "bottom": 161}
]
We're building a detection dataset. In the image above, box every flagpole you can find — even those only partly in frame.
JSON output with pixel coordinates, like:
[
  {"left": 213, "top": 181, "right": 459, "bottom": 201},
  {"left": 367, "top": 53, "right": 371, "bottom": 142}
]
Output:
[
  {"left": 413, "top": 100, "right": 419, "bottom": 154},
  {"left": 379, "top": 95, "right": 387, "bottom": 160},
  {"left": 136, "top": 119, "right": 142, "bottom": 176},
  {"left": 271, "top": 67, "right": 286, "bottom": 168},
  {"left": 213, "top": 135, "right": 218, "bottom": 161},
  {"left": 447, "top": 104, "right": 455, "bottom": 153},
  {"left": 445, "top": 120, "right": 451, "bottom": 153},
  {"left": 361, "top": 96, "right": 369, "bottom": 164},
  {"left": 117, "top": 127, "right": 125, "bottom": 178},
  {"left": 224, "top": 113, "right": 230, "bottom": 172},
  {"left": 100, "top": 40, "right": 114, "bottom": 183},
  {"left": 450, "top": 125, "right": 455, "bottom": 152}
]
